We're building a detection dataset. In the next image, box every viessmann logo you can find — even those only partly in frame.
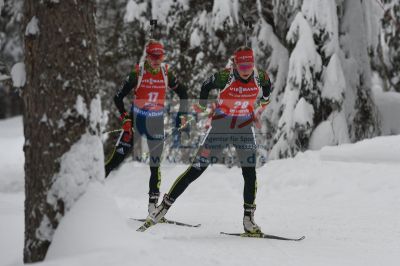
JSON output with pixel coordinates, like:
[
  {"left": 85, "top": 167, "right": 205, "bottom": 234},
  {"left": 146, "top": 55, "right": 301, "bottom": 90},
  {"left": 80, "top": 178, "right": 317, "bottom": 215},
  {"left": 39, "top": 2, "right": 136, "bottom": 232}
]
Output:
[
  {"left": 238, "top": 55, "right": 253, "bottom": 60},
  {"left": 142, "top": 78, "right": 164, "bottom": 84},
  {"left": 230, "top": 86, "right": 258, "bottom": 93}
]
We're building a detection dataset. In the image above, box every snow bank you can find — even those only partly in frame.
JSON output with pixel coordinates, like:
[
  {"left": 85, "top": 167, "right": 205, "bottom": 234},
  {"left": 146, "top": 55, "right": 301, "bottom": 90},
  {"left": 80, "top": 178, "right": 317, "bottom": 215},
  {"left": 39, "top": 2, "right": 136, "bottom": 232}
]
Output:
[
  {"left": 46, "top": 183, "right": 142, "bottom": 260},
  {"left": 309, "top": 111, "right": 350, "bottom": 150},
  {"left": 300, "top": 135, "right": 400, "bottom": 164},
  {"left": 47, "top": 133, "right": 104, "bottom": 213}
]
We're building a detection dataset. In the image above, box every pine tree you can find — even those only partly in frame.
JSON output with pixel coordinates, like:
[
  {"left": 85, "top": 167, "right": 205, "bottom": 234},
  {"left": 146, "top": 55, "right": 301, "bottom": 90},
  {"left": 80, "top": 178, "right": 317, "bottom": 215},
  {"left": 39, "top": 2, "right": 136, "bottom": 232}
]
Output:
[
  {"left": 376, "top": 0, "right": 400, "bottom": 92},
  {"left": 23, "top": 0, "right": 102, "bottom": 262},
  {"left": 271, "top": 0, "right": 301, "bottom": 46},
  {"left": 254, "top": 1, "right": 289, "bottom": 161},
  {"left": 302, "top": 0, "right": 349, "bottom": 150},
  {"left": 0, "top": 0, "right": 23, "bottom": 118},
  {"left": 338, "top": 0, "right": 380, "bottom": 140},
  {"left": 270, "top": 11, "right": 322, "bottom": 158},
  {"left": 269, "top": 0, "right": 381, "bottom": 158}
]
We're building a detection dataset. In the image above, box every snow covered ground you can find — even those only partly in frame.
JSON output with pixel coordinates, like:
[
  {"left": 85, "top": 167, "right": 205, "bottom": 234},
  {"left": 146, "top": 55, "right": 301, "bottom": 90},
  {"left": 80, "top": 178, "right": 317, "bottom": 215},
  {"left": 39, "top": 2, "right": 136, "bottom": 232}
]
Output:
[{"left": 1, "top": 116, "right": 400, "bottom": 266}]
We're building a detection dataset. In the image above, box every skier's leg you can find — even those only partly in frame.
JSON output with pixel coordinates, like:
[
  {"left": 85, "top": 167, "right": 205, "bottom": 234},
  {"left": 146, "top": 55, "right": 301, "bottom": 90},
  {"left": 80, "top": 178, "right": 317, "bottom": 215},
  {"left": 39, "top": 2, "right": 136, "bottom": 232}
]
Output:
[
  {"left": 239, "top": 163, "right": 261, "bottom": 233},
  {"left": 104, "top": 130, "right": 133, "bottom": 177},
  {"left": 235, "top": 126, "right": 261, "bottom": 233},
  {"left": 147, "top": 166, "right": 161, "bottom": 215},
  {"left": 167, "top": 146, "right": 212, "bottom": 200},
  {"left": 234, "top": 123, "right": 258, "bottom": 205},
  {"left": 167, "top": 121, "right": 225, "bottom": 200},
  {"left": 147, "top": 139, "right": 163, "bottom": 215},
  {"left": 148, "top": 148, "right": 211, "bottom": 223},
  {"left": 145, "top": 115, "right": 165, "bottom": 214},
  {"left": 147, "top": 140, "right": 163, "bottom": 194},
  {"left": 241, "top": 167, "right": 257, "bottom": 206},
  {"left": 149, "top": 126, "right": 222, "bottom": 223}
]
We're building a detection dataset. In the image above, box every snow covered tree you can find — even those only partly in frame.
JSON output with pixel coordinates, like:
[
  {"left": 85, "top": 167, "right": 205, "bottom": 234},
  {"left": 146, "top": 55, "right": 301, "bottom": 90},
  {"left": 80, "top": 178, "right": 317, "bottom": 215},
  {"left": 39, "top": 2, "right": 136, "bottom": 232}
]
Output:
[
  {"left": 259, "top": 0, "right": 274, "bottom": 29},
  {"left": 271, "top": 0, "right": 301, "bottom": 46},
  {"left": 254, "top": 2, "right": 290, "bottom": 160},
  {"left": 269, "top": 0, "right": 380, "bottom": 158},
  {"left": 270, "top": 10, "right": 322, "bottom": 158},
  {"left": 23, "top": 0, "right": 103, "bottom": 262},
  {"left": 376, "top": 0, "right": 400, "bottom": 92},
  {"left": 338, "top": 0, "right": 380, "bottom": 141},
  {"left": 0, "top": 0, "right": 23, "bottom": 118},
  {"left": 303, "top": 0, "right": 349, "bottom": 150}
]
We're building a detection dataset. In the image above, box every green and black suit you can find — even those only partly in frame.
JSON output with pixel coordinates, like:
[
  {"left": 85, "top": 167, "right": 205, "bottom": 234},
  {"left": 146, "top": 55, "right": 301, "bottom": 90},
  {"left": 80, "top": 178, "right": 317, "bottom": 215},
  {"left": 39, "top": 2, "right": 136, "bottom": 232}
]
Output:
[
  {"left": 105, "top": 61, "right": 188, "bottom": 195},
  {"left": 166, "top": 67, "right": 272, "bottom": 208}
]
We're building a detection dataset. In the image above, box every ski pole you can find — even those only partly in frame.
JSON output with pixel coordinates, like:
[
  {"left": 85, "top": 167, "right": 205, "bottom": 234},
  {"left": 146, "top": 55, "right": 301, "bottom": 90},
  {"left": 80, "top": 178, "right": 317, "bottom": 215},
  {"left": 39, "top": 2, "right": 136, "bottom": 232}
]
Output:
[
  {"left": 103, "top": 128, "right": 122, "bottom": 135},
  {"left": 140, "top": 107, "right": 214, "bottom": 159},
  {"left": 102, "top": 112, "right": 196, "bottom": 143},
  {"left": 150, "top": 19, "right": 157, "bottom": 39},
  {"left": 102, "top": 127, "right": 135, "bottom": 135},
  {"left": 139, "top": 117, "right": 194, "bottom": 160},
  {"left": 242, "top": 16, "right": 254, "bottom": 47}
]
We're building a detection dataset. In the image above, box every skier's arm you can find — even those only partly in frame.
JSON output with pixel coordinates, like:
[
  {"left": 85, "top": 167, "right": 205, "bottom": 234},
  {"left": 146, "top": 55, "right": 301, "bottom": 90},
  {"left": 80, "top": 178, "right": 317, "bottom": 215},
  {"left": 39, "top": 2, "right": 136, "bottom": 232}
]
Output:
[
  {"left": 168, "top": 69, "right": 188, "bottom": 114},
  {"left": 198, "top": 73, "right": 220, "bottom": 108},
  {"left": 114, "top": 70, "right": 138, "bottom": 116},
  {"left": 259, "top": 70, "right": 273, "bottom": 106}
]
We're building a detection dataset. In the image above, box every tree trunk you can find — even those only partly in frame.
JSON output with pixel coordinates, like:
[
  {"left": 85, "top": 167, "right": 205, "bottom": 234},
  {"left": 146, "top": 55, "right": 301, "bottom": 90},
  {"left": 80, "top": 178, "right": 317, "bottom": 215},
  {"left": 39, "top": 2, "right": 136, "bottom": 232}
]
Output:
[{"left": 23, "top": 0, "right": 101, "bottom": 263}]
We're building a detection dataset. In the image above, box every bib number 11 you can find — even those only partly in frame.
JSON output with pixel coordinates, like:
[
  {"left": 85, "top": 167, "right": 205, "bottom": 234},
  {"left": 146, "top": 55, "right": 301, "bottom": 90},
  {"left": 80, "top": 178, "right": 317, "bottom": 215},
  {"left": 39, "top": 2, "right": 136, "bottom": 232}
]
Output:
[{"left": 148, "top": 92, "right": 159, "bottom": 103}]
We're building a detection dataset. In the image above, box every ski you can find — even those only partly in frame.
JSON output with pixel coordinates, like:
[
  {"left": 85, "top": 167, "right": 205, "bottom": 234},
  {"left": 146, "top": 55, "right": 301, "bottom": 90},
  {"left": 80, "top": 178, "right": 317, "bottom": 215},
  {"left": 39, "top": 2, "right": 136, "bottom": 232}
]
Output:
[
  {"left": 220, "top": 232, "right": 305, "bottom": 241},
  {"left": 132, "top": 218, "right": 201, "bottom": 231},
  {"left": 136, "top": 218, "right": 155, "bottom": 232}
]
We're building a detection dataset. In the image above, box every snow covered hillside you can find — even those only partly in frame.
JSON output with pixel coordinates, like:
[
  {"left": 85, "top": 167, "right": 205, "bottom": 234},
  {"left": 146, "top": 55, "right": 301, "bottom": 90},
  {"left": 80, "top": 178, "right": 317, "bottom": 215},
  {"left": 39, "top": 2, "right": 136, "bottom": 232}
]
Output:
[{"left": 1, "top": 117, "right": 399, "bottom": 266}]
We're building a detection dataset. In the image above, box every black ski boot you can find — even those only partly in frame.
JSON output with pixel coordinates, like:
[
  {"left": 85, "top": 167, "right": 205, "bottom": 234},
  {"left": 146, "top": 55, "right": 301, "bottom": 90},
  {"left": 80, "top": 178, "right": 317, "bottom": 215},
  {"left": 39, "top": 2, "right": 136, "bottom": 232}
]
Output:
[
  {"left": 148, "top": 194, "right": 175, "bottom": 223},
  {"left": 148, "top": 192, "right": 160, "bottom": 216},
  {"left": 243, "top": 205, "right": 262, "bottom": 234}
]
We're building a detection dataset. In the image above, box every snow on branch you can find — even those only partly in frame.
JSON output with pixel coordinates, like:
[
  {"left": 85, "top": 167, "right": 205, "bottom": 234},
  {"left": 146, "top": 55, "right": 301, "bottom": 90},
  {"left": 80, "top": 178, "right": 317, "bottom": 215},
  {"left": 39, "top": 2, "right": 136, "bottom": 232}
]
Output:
[
  {"left": 286, "top": 12, "right": 322, "bottom": 89},
  {"left": 301, "top": 0, "right": 340, "bottom": 57},
  {"left": 211, "top": 0, "right": 239, "bottom": 30},
  {"left": 25, "top": 16, "right": 40, "bottom": 36}
]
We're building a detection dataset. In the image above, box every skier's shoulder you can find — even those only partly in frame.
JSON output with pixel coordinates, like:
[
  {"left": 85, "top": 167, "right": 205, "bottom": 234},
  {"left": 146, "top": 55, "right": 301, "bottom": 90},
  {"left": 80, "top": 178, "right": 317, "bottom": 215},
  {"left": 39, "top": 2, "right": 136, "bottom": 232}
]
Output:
[
  {"left": 213, "top": 68, "right": 232, "bottom": 86},
  {"left": 255, "top": 68, "right": 271, "bottom": 86},
  {"left": 218, "top": 68, "right": 231, "bottom": 79},
  {"left": 127, "top": 63, "right": 141, "bottom": 81},
  {"left": 162, "top": 63, "right": 177, "bottom": 79},
  {"left": 255, "top": 68, "right": 269, "bottom": 81}
]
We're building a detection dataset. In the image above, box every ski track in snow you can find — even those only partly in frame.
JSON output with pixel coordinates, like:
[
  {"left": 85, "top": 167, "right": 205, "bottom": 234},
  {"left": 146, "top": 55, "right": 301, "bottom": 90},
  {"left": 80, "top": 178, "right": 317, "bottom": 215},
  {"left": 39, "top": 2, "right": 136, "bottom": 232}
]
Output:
[{"left": 0, "top": 117, "right": 399, "bottom": 266}]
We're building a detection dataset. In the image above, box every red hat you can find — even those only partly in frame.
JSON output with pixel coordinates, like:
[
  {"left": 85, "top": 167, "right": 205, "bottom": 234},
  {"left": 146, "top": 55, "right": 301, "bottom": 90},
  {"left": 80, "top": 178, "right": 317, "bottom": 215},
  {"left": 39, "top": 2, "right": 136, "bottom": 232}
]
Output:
[
  {"left": 234, "top": 49, "right": 254, "bottom": 64},
  {"left": 146, "top": 42, "right": 164, "bottom": 56}
]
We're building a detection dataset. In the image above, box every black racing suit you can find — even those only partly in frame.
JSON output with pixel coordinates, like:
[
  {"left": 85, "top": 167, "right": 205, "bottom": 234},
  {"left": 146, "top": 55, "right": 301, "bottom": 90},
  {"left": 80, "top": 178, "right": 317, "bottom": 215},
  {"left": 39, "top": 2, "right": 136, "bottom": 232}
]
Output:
[
  {"left": 105, "top": 62, "right": 188, "bottom": 195},
  {"left": 166, "top": 68, "right": 272, "bottom": 208}
]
